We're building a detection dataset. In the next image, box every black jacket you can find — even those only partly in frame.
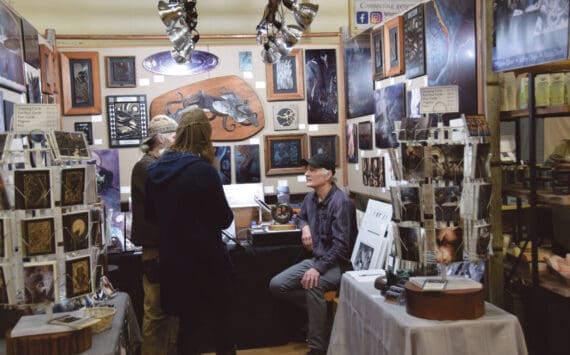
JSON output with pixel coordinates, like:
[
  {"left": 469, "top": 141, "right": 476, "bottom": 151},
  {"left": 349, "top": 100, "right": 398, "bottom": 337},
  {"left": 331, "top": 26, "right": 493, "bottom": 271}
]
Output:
[{"left": 145, "top": 151, "right": 234, "bottom": 316}]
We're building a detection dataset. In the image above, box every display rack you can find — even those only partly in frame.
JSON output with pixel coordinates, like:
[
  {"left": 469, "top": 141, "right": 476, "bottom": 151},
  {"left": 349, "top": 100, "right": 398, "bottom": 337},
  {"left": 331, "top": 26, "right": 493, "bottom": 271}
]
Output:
[
  {"left": 0, "top": 130, "right": 105, "bottom": 310},
  {"left": 500, "top": 64, "right": 570, "bottom": 293}
]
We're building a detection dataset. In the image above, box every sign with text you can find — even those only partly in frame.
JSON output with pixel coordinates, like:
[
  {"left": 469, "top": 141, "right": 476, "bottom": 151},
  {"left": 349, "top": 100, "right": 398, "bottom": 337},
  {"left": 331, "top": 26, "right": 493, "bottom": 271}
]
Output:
[
  {"left": 13, "top": 104, "right": 59, "bottom": 133},
  {"left": 420, "top": 85, "right": 459, "bottom": 114},
  {"left": 351, "top": 0, "right": 418, "bottom": 32}
]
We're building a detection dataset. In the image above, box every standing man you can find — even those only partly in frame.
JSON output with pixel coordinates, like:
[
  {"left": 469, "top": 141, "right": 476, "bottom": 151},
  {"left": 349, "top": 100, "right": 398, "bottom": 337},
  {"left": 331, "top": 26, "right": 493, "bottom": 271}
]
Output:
[
  {"left": 269, "top": 154, "right": 357, "bottom": 355},
  {"left": 131, "top": 115, "right": 179, "bottom": 355}
]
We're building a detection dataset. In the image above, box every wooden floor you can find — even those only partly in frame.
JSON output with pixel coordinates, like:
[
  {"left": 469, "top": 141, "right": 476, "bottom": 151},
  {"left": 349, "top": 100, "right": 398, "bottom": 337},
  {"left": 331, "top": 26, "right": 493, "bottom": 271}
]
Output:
[{"left": 203, "top": 342, "right": 309, "bottom": 355}]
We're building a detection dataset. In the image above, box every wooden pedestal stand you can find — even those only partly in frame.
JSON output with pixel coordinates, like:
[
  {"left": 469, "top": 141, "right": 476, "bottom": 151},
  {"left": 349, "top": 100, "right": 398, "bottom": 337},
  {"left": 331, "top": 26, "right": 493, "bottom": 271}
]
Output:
[
  {"left": 404, "top": 281, "right": 485, "bottom": 320},
  {"left": 5, "top": 327, "right": 92, "bottom": 355}
]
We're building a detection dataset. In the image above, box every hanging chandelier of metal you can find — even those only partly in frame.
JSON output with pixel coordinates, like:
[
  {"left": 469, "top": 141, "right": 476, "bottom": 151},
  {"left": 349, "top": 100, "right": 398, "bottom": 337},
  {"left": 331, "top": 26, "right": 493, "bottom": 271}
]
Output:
[
  {"left": 256, "top": 0, "right": 319, "bottom": 64},
  {"left": 158, "top": 0, "right": 200, "bottom": 63}
]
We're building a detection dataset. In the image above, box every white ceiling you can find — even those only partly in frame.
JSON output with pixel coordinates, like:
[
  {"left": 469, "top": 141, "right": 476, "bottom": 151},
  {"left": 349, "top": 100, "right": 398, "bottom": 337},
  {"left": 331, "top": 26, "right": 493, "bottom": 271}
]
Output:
[{"left": 9, "top": 0, "right": 348, "bottom": 37}]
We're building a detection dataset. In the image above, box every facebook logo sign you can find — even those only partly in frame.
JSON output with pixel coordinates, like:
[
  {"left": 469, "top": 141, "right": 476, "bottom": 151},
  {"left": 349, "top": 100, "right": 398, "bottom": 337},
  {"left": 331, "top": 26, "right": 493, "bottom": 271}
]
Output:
[{"left": 356, "top": 11, "right": 368, "bottom": 25}]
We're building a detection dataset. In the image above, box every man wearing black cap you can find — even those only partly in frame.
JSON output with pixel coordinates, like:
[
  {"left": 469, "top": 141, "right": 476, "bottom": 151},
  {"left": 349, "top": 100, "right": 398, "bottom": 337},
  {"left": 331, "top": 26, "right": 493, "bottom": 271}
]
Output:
[{"left": 270, "top": 153, "right": 356, "bottom": 355}]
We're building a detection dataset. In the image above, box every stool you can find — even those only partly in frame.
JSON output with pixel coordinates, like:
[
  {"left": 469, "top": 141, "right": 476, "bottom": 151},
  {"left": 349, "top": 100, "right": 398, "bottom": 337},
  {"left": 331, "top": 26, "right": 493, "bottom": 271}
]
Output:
[{"left": 324, "top": 290, "right": 339, "bottom": 318}]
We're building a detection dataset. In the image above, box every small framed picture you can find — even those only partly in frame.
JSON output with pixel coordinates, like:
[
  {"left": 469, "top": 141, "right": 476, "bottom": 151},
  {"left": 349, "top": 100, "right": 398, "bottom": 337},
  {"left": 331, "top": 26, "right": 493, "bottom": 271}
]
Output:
[
  {"left": 273, "top": 104, "right": 299, "bottom": 131},
  {"left": 358, "top": 121, "right": 373, "bottom": 150},
  {"left": 370, "top": 26, "right": 385, "bottom": 81},
  {"left": 62, "top": 211, "right": 90, "bottom": 252},
  {"left": 20, "top": 217, "right": 55, "bottom": 256},
  {"left": 384, "top": 15, "right": 405, "bottom": 77},
  {"left": 105, "top": 56, "right": 136, "bottom": 88},
  {"left": 404, "top": 4, "right": 426, "bottom": 79},
  {"left": 107, "top": 95, "right": 149, "bottom": 148},
  {"left": 264, "top": 134, "right": 307, "bottom": 176},
  {"left": 14, "top": 169, "right": 52, "bottom": 210},
  {"left": 309, "top": 135, "right": 339, "bottom": 166},
  {"left": 39, "top": 44, "right": 54, "bottom": 95},
  {"left": 74, "top": 121, "right": 94, "bottom": 145},
  {"left": 23, "top": 261, "right": 58, "bottom": 304},
  {"left": 51, "top": 131, "right": 91, "bottom": 160},
  {"left": 61, "top": 167, "right": 86, "bottom": 207},
  {"left": 65, "top": 256, "right": 92, "bottom": 298},
  {"left": 60, "top": 51, "right": 101, "bottom": 116},
  {"left": 266, "top": 49, "right": 304, "bottom": 101}
]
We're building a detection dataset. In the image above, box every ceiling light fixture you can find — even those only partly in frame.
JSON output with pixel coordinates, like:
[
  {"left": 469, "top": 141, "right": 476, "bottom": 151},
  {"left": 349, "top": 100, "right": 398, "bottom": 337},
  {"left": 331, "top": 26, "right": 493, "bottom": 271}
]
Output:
[
  {"left": 256, "top": 0, "right": 319, "bottom": 64},
  {"left": 158, "top": 0, "right": 200, "bottom": 63}
]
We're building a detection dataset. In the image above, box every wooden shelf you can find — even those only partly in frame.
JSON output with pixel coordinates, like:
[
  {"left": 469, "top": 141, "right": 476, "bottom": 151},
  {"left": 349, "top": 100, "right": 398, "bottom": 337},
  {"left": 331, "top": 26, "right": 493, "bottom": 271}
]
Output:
[
  {"left": 500, "top": 105, "right": 570, "bottom": 121},
  {"left": 503, "top": 185, "right": 570, "bottom": 206}
]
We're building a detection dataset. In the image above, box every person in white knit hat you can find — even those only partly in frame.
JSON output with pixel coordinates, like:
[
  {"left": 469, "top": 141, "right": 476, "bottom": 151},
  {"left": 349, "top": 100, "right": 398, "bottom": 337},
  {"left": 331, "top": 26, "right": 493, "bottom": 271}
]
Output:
[{"left": 131, "top": 114, "right": 179, "bottom": 355}]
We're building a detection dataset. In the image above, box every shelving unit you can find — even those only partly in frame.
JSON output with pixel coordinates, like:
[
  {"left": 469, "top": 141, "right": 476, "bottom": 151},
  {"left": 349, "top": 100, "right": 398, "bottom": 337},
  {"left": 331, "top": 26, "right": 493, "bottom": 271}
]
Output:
[{"left": 499, "top": 65, "right": 570, "bottom": 291}]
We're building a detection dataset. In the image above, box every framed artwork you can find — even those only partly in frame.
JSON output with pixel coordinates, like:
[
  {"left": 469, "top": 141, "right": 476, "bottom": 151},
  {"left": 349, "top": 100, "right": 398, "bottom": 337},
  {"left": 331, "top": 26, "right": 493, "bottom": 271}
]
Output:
[
  {"left": 305, "top": 49, "right": 338, "bottom": 124},
  {"left": 0, "top": 266, "right": 8, "bottom": 304},
  {"left": 61, "top": 168, "right": 86, "bottom": 206},
  {"left": 25, "top": 64, "right": 41, "bottom": 103},
  {"left": 142, "top": 50, "right": 219, "bottom": 76},
  {"left": 107, "top": 95, "right": 149, "bottom": 148},
  {"left": 309, "top": 135, "right": 339, "bottom": 166},
  {"left": 14, "top": 169, "right": 52, "bottom": 210},
  {"left": 62, "top": 211, "right": 90, "bottom": 252},
  {"left": 234, "top": 144, "right": 261, "bottom": 183},
  {"left": 60, "top": 51, "right": 101, "bottom": 116},
  {"left": 384, "top": 16, "right": 405, "bottom": 77},
  {"left": 404, "top": 4, "right": 426, "bottom": 79},
  {"left": 0, "top": 219, "right": 4, "bottom": 258},
  {"left": 74, "top": 121, "right": 94, "bottom": 145},
  {"left": 52, "top": 131, "right": 91, "bottom": 159},
  {"left": 370, "top": 26, "right": 385, "bottom": 81},
  {"left": 358, "top": 121, "right": 373, "bottom": 150},
  {"left": 264, "top": 134, "right": 307, "bottom": 176},
  {"left": 105, "top": 56, "right": 136, "bottom": 88},
  {"left": 425, "top": 0, "right": 476, "bottom": 115},
  {"left": 21, "top": 217, "right": 55, "bottom": 256},
  {"left": 374, "top": 82, "right": 406, "bottom": 149},
  {"left": 0, "top": 2, "right": 25, "bottom": 93},
  {"left": 214, "top": 146, "right": 232, "bottom": 185},
  {"left": 66, "top": 256, "right": 92, "bottom": 298},
  {"left": 239, "top": 51, "right": 252, "bottom": 72},
  {"left": 23, "top": 261, "right": 58, "bottom": 304},
  {"left": 21, "top": 18, "right": 40, "bottom": 69},
  {"left": 273, "top": 104, "right": 299, "bottom": 131},
  {"left": 346, "top": 122, "right": 358, "bottom": 164},
  {"left": 344, "top": 29, "right": 375, "bottom": 118},
  {"left": 362, "top": 157, "right": 370, "bottom": 186},
  {"left": 266, "top": 49, "right": 304, "bottom": 101}
]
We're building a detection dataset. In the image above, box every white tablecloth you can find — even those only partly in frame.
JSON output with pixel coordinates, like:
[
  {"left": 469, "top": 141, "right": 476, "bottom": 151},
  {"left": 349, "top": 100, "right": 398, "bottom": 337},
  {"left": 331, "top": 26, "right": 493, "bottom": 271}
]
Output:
[{"left": 328, "top": 273, "right": 528, "bottom": 355}]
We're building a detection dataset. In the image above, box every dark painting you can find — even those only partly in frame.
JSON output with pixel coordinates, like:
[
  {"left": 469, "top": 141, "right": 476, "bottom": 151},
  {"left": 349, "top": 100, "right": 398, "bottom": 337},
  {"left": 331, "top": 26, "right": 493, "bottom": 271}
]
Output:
[
  {"left": 21, "top": 217, "right": 55, "bottom": 256},
  {"left": 24, "top": 263, "right": 56, "bottom": 304},
  {"left": 404, "top": 4, "right": 426, "bottom": 79},
  {"left": 493, "top": 0, "right": 569, "bottom": 71},
  {"left": 14, "top": 169, "right": 52, "bottom": 210},
  {"left": 305, "top": 49, "right": 338, "bottom": 124},
  {"left": 61, "top": 168, "right": 86, "bottom": 206},
  {"left": 374, "top": 82, "right": 406, "bottom": 149},
  {"left": 235, "top": 144, "right": 260, "bottom": 184},
  {"left": 66, "top": 256, "right": 91, "bottom": 298},
  {"left": 21, "top": 18, "right": 40, "bottom": 69},
  {"left": 107, "top": 95, "right": 148, "bottom": 147},
  {"left": 0, "top": 2, "right": 25, "bottom": 92},
  {"left": 74, "top": 122, "right": 94, "bottom": 145},
  {"left": 214, "top": 146, "right": 232, "bottom": 185},
  {"left": 425, "top": 0, "right": 476, "bottom": 116},
  {"left": 62, "top": 212, "right": 90, "bottom": 252},
  {"left": 346, "top": 122, "right": 358, "bottom": 164},
  {"left": 344, "top": 29, "right": 375, "bottom": 118},
  {"left": 398, "top": 225, "right": 421, "bottom": 262},
  {"left": 358, "top": 121, "right": 373, "bottom": 150}
]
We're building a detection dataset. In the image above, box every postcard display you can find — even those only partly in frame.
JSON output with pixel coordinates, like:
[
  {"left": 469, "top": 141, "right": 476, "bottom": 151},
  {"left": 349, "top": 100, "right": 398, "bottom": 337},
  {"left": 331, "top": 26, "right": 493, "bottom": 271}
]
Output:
[
  {"left": 387, "top": 114, "right": 493, "bottom": 320},
  {"left": 0, "top": 131, "right": 104, "bottom": 309},
  {"left": 390, "top": 114, "right": 492, "bottom": 276}
]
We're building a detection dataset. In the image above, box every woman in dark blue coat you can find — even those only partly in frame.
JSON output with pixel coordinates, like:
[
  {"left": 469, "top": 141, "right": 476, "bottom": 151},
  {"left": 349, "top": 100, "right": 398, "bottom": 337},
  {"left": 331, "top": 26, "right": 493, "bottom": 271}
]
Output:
[{"left": 145, "top": 108, "right": 235, "bottom": 355}]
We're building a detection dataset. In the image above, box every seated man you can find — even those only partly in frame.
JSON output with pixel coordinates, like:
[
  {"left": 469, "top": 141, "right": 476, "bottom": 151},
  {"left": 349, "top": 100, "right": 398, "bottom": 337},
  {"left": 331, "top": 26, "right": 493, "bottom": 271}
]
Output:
[{"left": 269, "top": 154, "right": 356, "bottom": 355}]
